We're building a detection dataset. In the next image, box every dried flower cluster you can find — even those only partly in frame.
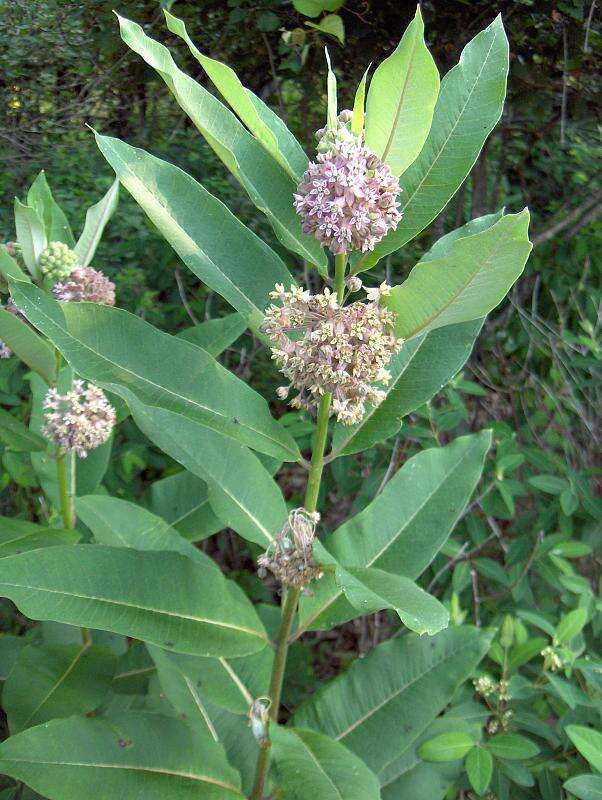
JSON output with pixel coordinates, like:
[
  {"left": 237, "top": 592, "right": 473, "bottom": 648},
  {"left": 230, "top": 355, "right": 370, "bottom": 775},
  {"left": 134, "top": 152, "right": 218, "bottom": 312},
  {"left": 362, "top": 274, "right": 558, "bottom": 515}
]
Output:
[
  {"left": 294, "top": 115, "right": 402, "bottom": 254},
  {"left": 263, "top": 283, "right": 402, "bottom": 426},
  {"left": 52, "top": 267, "right": 115, "bottom": 306},
  {"left": 39, "top": 241, "right": 80, "bottom": 282},
  {"left": 258, "top": 508, "right": 323, "bottom": 588},
  {"left": 248, "top": 698, "right": 270, "bottom": 748},
  {"left": 43, "top": 380, "right": 116, "bottom": 458}
]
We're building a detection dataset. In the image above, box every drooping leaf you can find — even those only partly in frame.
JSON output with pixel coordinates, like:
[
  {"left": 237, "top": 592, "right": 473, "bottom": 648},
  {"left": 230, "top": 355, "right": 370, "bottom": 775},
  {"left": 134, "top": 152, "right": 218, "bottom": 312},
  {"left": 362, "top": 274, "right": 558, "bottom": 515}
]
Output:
[
  {"left": 26, "top": 171, "right": 75, "bottom": 246},
  {"left": 465, "top": 746, "right": 493, "bottom": 795},
  {"left": 335, "top": 565, "right": 449, "bottom": 635},
  {"left": 0, "top": 516, "right": 79, "bottom": 557},
  {"left": 75, "top": 494, "right": 217, "bottom": 568},
  {"left": 120, "top": 391, "right": 287, "bottom": 547},
  {"left": 73, "top": 179, "right": 119, "bottom": 268},
  {"left": 332, "top": 319, "right": 483, "bottom": 455},
  {"left": 164, "top": 11, "right": 307, "bottom": 181},
  {"left": 566, "top": 726, "right": 602, "bottom": 772},
  {"left": 3, "top": 642, "right": 116, "bottom": 732},
  {"left": 293, "top": 626, "right": 493, "bottom": 774},
  {"left": 365, "top": 6, "right": 439, "bottom": 176},
  {"left": 271, "top": 726, "right": 381, "bottom": 799},
  {"left": 385, "top": 210, "right": 532, "bottom": 340},
  {"left": 564, "top": 774, "right": 602, "bottom": 800},
  {"left": 177, "top": 313, "right": 247, "bottom": 357},
  {"left": 356, "top": 16, "right": 509, "bottom": 270},
  {"left": 0, "top": 712, "right": 244, "bottom": 799},
  {"left": 10, "top": 282, "right": 299, "bottom": 461},
  {"left": 0, "top": 407, "right": 46, "bottom": 452},
  {"left": 0, "top": 545, "right": 267, "bottom": 657},
  {"left": 13, "top": 199, "right": 46, "bottom": 281},
  {"left": 418, "top": 731, "right": 475, "bottom": 762},
  {"left": 115, "top": 16, "right": 327, "bottom": 272},
  {"left": 0, "top": 307, "right": 56, "bottom": 384},
  {"left": 148, "top": 470, "right": 223, "bottom": 542},
  {"left": 299, "top": 432, "right": 491, "bottom": 633},
  {"left": 306, "top": 14, "right": 345, "bottom": 45}
]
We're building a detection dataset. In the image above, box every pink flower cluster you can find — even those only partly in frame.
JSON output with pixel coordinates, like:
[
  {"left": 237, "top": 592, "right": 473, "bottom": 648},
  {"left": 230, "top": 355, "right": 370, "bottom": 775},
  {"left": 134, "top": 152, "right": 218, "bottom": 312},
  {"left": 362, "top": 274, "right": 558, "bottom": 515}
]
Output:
[
  {"left": 52, "top": 267, "right": 115, "bottom": 306},
  {"left": 43, "top": 380, "right": 116, "bottom": 458},
  {"left": 294, "top": 140, "right": 402, "bottom": 254},
  {"left": 263, "top": 283, "right": 402, "bottom": 426}
]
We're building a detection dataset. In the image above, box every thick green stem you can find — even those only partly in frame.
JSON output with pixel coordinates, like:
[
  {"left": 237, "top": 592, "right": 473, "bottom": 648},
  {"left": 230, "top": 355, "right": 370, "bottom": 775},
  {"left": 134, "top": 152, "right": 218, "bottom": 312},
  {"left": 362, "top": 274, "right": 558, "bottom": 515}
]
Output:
[
  {"left": 250, "top": 255, "right": 347, "bottom": 799},
  {"left": 56, "top": 451, "right": 75, "bottom": 530}
]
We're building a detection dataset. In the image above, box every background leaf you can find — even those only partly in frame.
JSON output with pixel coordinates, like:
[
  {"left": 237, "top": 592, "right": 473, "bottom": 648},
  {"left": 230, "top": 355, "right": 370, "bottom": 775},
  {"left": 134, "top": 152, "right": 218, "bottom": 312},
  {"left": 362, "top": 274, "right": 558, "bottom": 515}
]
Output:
[
  {"left": 26, "top": 171, "right": 74, "bottom": 246},
  {"left": 73, "top": 178, "right": 119, "bottom": 268}
]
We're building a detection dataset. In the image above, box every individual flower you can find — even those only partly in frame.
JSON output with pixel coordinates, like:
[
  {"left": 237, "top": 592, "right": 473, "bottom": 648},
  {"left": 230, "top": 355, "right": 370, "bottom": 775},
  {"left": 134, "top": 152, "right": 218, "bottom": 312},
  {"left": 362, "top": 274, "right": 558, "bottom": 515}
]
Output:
[
  {"left": 52, "top": 266, "right": 115, "bottom": 305},
  {"left": 263, "top": 283, "right": 402, "bottom": 426},
  {"left": 39, "top": 241, "right": 79, "bottom": 282},
  {"left": 258, "top": 508, "right": 323, "bottom": 588},
  {"left": 294, "top": 131, "right": 402, "bottom": 254},
  {"left": 0, "top": 341, "right": 11, "bottom": 359},
  {"left": 42, "top": 380, "right": 116, "bottom": 458}
]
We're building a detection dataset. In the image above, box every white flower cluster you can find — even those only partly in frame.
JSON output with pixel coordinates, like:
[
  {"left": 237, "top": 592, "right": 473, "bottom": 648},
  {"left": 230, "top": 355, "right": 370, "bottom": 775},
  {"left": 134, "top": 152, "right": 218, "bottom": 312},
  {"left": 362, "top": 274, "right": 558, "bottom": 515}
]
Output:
[
  {"left": 43, "top": 380, "right": 115, "bottom": 458},
  {"left": 263, "top": 283, "right": 402, "bottom": 426}
]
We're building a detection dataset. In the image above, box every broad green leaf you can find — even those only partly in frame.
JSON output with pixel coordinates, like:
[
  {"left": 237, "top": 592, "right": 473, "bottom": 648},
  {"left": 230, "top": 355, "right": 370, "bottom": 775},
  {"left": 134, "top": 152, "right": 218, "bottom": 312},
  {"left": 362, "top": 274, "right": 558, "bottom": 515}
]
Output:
[
  {"left": 164, "top": 11, "right": 307, "bottom": 181},
  {"left": 74, "top": 179, "right": 119, "bottom": 267},
  {"left": 306, "top": 14, "right": 345, "bottom": 45},
  {"left": 422, "top": 210, "right": 504, "bottom": 261},
  {"left": 26, "top": 171, "right": 74, "bottom": 246},
  {"left": 0, "top": 407, "right": 45, "bottom": 452},
  {"left": 0, "top": 245, "right": 30, "bottom": 282},
  {"left": 466, "top": 746, "right": 493, "bottom": 795},
  {"left": 95, "top": 132, "right": 295, "bottom": 328},
  {"left": 335, "top": 565, "right": 449, "bottom": 635},
  {"left": 0, "top": 712, "right": 244, "bottom": 799},
  {"left": 564, "top": 775, "right": 602, "bottom": 800},
  {"left": 293, "top": 0, "right": 344, "bottom": 16},
  {"left": 148, "top": 642, "right": 272, "bottom": 720},
  {"left": 418, "top": 731, "right": 474, "bottom": 762},
  {"left": 385, "top": 210, "right": 532, "bottom": 340},
  {"left": 356, "top": 16, "right": 509, "bottom": 270},
  {"left": 177, "top": 313, "right": 247, "bottom": 357},
  {"left": 3, "top": 642, "right": 116, "bottom": 732},
  {"left": 0, "top": 308, "right": 56, "bottom": 383},
  {"left": 293, "top": 626, "right": 492, "bottom": 774},
  {"left": 115, "top": 16, "right": 327, "bottom": 272},
  {"left": 0, "top": 516, "right": 79, "bottom": 557},
  {"left": 528, "top": 474, "right": 568, "bottom": 494},
  {"left": 566, "top": 726, "right": 602, "bottom": 772},
  {"left": 365, "top": 6, "right": 439, "bottom": 176},
  {"left": 332, "top": 319, "right": 482, "bottom": 455},
  {"left": 271, "top": 726, "right": 381, "bottom": 799},
  {"left": 120, "top": 392, "right": 287, "bottom": 547},
  {"left": 0, "top": 635, "right": 26, "bottom": 680},
  {"left": 486, "top": 733, "right": 539, "bottom": 760},
  {"left": 555, "top": 608, "right": 588, "bottom": 645},
  {"left": 148, "top": 470, "right": 223, "bottom": 542},
  {"left": 14, "top": 199, "right": 46, "bottom": 281},
  {"left": 298, "top": 432, "right": 490, "bottom": 633},
  {"left": 75, "top": 494, "right": 216, "bottom": 569},
  {"left": 10, "top": 282, "right": 299, "bottom": 461},
  {"left": 0, "top": 545, "right": 267, "bottom": 657}
]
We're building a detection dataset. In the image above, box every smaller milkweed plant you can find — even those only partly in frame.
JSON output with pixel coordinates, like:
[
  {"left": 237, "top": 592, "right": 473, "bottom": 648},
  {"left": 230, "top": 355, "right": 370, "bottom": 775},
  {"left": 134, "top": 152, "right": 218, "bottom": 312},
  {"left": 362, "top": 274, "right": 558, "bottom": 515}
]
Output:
[{"left": 3, "top": 7, "right": 583, "bottom": 800}]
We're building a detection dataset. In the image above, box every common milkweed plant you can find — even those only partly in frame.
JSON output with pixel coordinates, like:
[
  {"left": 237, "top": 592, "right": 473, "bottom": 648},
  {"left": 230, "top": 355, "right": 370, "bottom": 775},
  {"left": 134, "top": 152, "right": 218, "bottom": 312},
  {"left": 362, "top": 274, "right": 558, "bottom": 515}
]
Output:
[{"left": 0, "top": 8, "right": 533, "bottom": 800}]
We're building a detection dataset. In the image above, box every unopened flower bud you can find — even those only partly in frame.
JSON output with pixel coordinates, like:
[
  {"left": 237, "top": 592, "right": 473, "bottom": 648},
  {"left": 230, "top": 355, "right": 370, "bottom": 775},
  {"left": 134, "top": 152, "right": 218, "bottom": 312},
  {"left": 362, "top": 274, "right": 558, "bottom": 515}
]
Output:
[
  {"left": 43, "top": 380, "right": 115, "bottom": 458},
  {"left": 39, "top": 242, "right": 79, "bottom": 282},
  {"left": 52, "top": 267, "right": 115, "bottom": 306},
  {"left": 346, "top": 276, "right": 363, "bottom": 294}
]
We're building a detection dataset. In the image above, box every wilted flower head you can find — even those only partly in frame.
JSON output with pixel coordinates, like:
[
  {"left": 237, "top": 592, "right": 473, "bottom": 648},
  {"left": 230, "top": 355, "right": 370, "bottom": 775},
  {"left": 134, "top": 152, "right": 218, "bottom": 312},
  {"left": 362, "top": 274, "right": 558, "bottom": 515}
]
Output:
[
  {"left": 248, "top": 698, "right": 270, "bottom": 748},
  {"left": 43, "top": 380, "right": 115, "bottom": 458},
  {"left": 52, "top": 267, "right": 115, "bottom": 306},
  {"left": 258, "top": 508, "right": 322, "bottom": 588},
  {"left": 263, "top": 283, "right": 402, "bottom": 426},
  {"left": 294, "top": 134, "right": 402, "bottom": 254},
  {"left": 39, "top": 241, "right": 80, "bottom": 282}
]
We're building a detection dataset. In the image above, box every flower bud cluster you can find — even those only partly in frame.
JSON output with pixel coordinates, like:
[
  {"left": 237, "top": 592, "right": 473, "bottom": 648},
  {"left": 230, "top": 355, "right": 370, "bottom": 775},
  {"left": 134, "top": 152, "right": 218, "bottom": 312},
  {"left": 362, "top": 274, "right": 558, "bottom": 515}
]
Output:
[
  {"left": 541, "top": 644, "right": 564, "bottom": 672},
  {"left": 43, "top": 380, "right": 115, "bottom": 458},
  {"left": 263, "top": 283, "right": 402, "bottom": 426},
  {"left": 52, "top": 267, "right": 115, "bottom": 306},
  {"left": 258, "top": 508, "right": 323, "bottom": 588},
  {"left": 39, "top": 242, "right": 79, "bottom": 282},
  {"left": 315, "top": 109, "right": 359, "bottom": 153},
  {"left": 294, "top": 121, "right": 402, "bottom": 254},
  {"left": 473, "top": 675, "right": 510, "bottom": 702}
]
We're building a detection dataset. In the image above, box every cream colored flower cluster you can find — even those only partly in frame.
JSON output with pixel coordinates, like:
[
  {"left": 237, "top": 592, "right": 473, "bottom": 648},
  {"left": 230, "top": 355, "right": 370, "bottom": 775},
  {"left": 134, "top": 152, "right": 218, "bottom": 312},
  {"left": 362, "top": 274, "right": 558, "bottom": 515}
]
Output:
[
  {"left": 43, "top": 380, "right": 115, "bottom": 458},
  {"left": 263, "top": 283, "right": 402, "bottom": 426}
]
